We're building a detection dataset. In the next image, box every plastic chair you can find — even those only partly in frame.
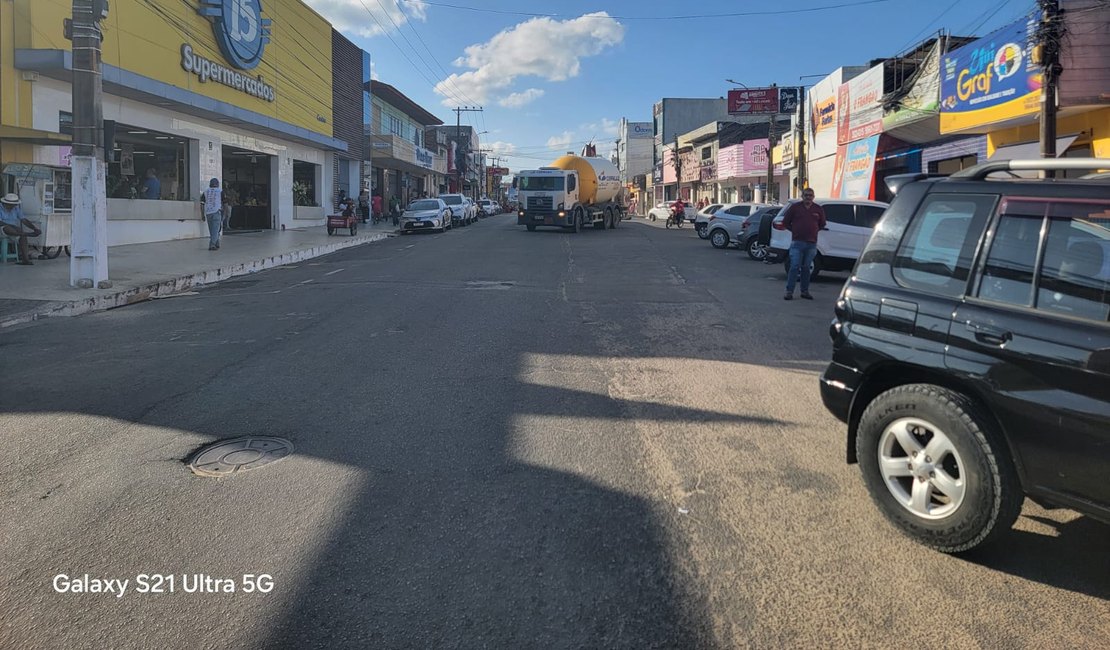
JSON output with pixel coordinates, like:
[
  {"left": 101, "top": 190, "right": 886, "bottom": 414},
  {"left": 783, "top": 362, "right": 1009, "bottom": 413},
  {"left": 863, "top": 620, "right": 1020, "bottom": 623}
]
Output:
[{"left": 0, "top": 233, "right": 19, "bottom": 263}]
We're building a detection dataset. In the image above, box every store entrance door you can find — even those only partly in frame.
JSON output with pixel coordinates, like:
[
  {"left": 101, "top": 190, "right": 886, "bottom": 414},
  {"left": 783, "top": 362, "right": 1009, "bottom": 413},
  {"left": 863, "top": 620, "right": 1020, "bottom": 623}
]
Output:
[{"left": 221, "top": 146, "right": 273, "bottom": 230}]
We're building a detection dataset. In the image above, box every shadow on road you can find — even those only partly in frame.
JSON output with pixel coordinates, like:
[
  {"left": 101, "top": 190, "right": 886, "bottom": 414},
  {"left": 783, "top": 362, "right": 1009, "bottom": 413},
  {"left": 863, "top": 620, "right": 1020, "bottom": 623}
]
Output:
[{"left": 961, "top": 514, "right": 1110, "bottom": 600}]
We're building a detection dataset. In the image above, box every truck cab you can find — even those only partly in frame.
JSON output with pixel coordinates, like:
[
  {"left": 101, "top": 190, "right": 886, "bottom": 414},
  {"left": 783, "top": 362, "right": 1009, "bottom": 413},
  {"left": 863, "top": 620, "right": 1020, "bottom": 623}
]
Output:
[{"left": 517, "top": 168, "right": 578, "bottom": 227}]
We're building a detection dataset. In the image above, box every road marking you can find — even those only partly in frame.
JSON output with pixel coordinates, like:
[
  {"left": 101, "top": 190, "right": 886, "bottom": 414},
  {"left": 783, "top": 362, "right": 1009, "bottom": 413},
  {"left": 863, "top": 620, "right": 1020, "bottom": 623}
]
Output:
[
  {"left": 404, "top": 245, "right": 415, "bottom": 249},
  {"left": 324, "top": 268, "right": 346, "bottom": 276},
  {"left": 294, "top": 279, "right": 314, "bottom": 286}
]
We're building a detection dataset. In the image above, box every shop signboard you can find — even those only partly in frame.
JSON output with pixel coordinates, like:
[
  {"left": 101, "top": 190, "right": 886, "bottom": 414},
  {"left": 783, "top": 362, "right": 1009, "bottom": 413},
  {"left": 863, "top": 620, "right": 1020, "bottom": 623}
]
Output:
[
  {"left": 628, "top": 122, "right": 653, "bottom": 139},
  {"left": 780, "top": 132, "right": 795, "bottom": 170},
  {"left": 489, "top": 167, "right": 510, "bottom": 176},
  {"left": 414, "top": 146, "right": 434, "bottom": 169},
  {"left": 699, "top": 161, "right": 717, "bottom": 182},
  {"left": 652, "top": 162, "right": 664, "bottom": 184},
  {"left": 742, "top": 139, "right": 770, "bottom": 175},
  {"left": 2, "top": 164, "right": 53, "bottom": 182},
  {"left": 716, "top": 144, "right": 742, "bottom": 179},
  {"left": 837, "top": 65, "right": 884, "bottom": 145},
  {"left": 831, "top": 135, "right": 880, "bottom": 199},
  {"left": 778, "top": 87, "right": 801, "bottom": 115},
  {"left": 679, "top": 149, "right": 700, "bottom": 183},
  {"left": 940, "top": 17, "right": 1041, "bottom": 133},
  {"left": 728, "top": 87, "right": 780, "bottom": 114}
]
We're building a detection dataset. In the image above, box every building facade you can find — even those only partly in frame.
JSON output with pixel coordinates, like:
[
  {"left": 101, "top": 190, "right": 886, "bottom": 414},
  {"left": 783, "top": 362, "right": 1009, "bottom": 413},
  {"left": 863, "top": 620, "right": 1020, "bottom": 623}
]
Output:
[
  {"left": 1, "top": 0, "right": 359, "bottom": 246},
  {"left": 366, "top": 81, "right": 444, "bottom": 208}
]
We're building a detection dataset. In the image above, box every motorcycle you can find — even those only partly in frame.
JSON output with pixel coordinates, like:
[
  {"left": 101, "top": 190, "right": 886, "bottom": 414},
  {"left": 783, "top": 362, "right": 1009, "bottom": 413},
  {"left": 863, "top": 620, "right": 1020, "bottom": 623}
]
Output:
[{"left": 665, "top": 206, "right": 684, "bottom": 229}]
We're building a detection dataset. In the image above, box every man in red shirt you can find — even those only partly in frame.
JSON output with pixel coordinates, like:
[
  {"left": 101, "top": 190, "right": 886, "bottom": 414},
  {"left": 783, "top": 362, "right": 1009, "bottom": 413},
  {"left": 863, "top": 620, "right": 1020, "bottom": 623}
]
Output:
[
  {"left": 671, "top": 198, "right": 685, "bottom": 226},
  {"left": 781, "top": 188, "right": 826, "bottom": 300}
]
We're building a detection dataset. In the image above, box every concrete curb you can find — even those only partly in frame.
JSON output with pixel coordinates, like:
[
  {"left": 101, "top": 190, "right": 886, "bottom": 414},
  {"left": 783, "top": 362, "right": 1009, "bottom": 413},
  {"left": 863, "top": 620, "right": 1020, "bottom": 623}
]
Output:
[{"left": 1, "top": 232, "right": 392, "bottom": 329}]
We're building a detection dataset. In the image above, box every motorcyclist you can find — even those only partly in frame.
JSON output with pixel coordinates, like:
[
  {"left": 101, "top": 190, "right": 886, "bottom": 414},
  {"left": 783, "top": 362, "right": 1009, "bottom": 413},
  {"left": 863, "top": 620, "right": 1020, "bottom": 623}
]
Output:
[{"left": 671, "top": 198, "right": 686, "bottom": 227}]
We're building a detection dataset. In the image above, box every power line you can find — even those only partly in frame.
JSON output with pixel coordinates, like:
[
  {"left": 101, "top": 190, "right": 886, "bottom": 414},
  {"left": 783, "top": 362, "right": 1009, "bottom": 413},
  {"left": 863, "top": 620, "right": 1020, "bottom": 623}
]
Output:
[
  {"left": 396, "top": 3, "right": 483, "bottom": 107},
  {"left": 410, "top": 0, "right": 900, "bottom": 20},
  {"left": 892, "top": 0, "right": 960, "bottom": 54},
  {"left": 366, "top": 0, "right": 469, "bottom": 105}
]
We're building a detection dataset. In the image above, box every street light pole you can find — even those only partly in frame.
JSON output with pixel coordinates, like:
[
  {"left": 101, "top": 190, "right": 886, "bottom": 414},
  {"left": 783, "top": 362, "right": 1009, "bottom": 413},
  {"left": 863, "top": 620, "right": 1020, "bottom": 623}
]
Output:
[{"left": 70, "top": 0, "right": 110, "bottom": 289}]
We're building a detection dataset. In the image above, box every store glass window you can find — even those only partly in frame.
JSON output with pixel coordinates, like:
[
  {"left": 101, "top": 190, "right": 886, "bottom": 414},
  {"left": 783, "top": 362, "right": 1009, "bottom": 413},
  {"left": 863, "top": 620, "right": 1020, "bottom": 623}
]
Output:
[
  {"left": 105, "top": 123, "right": 191, "bottom": 200},
  {"left": 293, "top": 161, "right": 319, "bottom": 207}
]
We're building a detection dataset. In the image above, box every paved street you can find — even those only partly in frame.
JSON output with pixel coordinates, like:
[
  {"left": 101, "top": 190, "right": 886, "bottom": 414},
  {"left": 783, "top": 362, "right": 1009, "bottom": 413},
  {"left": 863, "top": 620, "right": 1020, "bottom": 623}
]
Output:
[{"left": 1, "top": 215, "right": 1107, "bottom": 649}]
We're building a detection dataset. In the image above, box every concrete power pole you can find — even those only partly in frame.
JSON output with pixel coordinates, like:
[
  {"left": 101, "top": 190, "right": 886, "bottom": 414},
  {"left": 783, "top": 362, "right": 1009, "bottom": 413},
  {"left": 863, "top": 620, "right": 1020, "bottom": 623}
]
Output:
[
  {"left": 70, "top": 0, "right": 110, "bottom": 289},
  {"left": 1036, "top": 0, "right": 1063, "bottom": 178},
  {"left": 452, "top": 106, "right": 482, "bottom": 197}
]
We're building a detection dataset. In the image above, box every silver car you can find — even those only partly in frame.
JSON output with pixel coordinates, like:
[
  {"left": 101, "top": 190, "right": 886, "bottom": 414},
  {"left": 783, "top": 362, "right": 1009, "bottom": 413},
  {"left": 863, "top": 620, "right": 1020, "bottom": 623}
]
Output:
[
  {"left": 706, "top": 203, "right": 771, "bottom": 249},
  {"left": 401, "top": 198, "right": 452, "bottom": 234},
  {"left": 694, "top": 204, "right": 725, "bottom": 239},
  {"left": 440, "top": 194, "right": 475, "bottom": 226}
]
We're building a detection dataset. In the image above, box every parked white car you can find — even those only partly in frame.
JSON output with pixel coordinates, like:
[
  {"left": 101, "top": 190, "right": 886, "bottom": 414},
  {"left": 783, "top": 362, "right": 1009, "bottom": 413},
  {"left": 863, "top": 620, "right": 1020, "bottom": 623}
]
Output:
[
  {"left": 477, "top": 199, "right": 500, "bottom": 216},
  {"left": 401, "top": 198, "right": 453, "bottom": 234},
  {"left": 768, "top": 198, "right": 889, "bottom": 277},
  {"left": 647, "top": 201, "right": 698, "bottom": 223},
  {"left": 440, "top": 194, "right": 476, "bottom": 225}
]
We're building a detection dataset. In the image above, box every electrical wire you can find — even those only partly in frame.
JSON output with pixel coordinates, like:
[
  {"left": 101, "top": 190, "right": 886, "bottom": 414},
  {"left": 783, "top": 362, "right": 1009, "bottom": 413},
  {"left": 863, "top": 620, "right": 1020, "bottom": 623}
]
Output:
[
  {"left": 892, "top": 0, "right": 961, "bottom": 55},
  {"left": 409, "top": 0, "right": 899, "bottom": 20}
]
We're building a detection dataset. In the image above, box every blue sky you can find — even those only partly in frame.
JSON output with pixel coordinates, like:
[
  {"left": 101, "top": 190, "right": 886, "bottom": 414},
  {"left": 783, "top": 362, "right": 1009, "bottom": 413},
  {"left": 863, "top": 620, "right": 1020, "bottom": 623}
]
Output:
[{"left": 306, "top": 0, "right": 1037, "bottom": 172}]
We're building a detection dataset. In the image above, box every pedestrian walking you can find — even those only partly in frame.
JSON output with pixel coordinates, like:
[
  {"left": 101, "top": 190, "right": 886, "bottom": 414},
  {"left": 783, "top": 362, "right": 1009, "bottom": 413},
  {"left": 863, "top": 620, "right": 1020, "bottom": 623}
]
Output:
[
  {"left": 371, "top": 193, "right": 383, "bottom": 223},
  {"left": 0, "top": 193, "right": 42, "bottom": 265},
  {"left": 201, "top": 178, "right": 223, "bottom": 251},
  {"left": 358, "top": 189, "right": 370, "bottom": 223},
  {"left": 782, "top": 188, "right": 826, "bottom": 300},
  {"left": 389, "top": 195, "right": 401, "bottom": 226}
]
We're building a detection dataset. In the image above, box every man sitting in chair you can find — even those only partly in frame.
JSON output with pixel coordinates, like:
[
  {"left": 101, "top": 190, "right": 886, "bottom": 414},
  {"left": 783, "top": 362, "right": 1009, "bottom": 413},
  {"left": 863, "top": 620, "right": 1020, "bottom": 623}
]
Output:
[{"left": 1, "top": 193, "right": 41, "bottom": 265}]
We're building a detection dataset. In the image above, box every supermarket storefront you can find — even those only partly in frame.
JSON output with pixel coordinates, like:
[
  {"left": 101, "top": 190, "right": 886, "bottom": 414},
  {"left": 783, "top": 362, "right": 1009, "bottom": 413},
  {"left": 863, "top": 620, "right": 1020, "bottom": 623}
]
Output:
[{"left": 0, "top": 0, "right": 348, "bottom": 246}]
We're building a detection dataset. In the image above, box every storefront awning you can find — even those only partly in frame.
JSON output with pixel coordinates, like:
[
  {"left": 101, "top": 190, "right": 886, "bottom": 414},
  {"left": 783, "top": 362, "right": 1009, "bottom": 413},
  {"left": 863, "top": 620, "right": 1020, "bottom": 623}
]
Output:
[
  {"left": 0, "top": 125, "right": 71, "bottom": 146},
  {"left": 989, "top": 135, "right": 1079, "bottom": 161}
]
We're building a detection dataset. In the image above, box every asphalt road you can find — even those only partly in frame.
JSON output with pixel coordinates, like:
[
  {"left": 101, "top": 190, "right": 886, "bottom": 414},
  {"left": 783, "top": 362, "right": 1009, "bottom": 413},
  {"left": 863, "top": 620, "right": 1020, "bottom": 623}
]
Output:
[{"left": 1, "top": 215, "right": 1107, "bottom": 649}]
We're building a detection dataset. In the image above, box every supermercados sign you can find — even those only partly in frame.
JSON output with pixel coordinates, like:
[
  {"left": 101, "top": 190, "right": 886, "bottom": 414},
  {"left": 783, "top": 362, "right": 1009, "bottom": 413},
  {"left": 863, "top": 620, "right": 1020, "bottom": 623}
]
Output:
[
  {"left": 183, "top": 0, "right": 276, "bottom": 102},
  {"left": 182, "top": 45, "right": 275, "bottom": 102}
]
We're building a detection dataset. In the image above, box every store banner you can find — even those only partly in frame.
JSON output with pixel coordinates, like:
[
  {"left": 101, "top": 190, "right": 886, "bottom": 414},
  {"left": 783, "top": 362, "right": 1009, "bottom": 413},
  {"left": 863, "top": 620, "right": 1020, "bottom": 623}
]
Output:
[
  {"left": 832, "top": 135, "right": 880, "bottom": 199},
  {"left": 883, "top": 41, "right": 941, "bottom": 130},
  {"left": 680, "top": 149, "right": 700, "bottom": 183},
  {"left": 628, "top": 122, "right": 653, "bottom": 139},
  {"left": 940, "top": 17, "right": 1041, "bottom": 133},
  {"left": 728, "top": 87, "right": 780, "bottom": 114},
  {"left": 838, "top": 65, "right": 885, "bottom": 145},
  {"left": 812, "top": 96, "right": 837, "bottom": 134}
]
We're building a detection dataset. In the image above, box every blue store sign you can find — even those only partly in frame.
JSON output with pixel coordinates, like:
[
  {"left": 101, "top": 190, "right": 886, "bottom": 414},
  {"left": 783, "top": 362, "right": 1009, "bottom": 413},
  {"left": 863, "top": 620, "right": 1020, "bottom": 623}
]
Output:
[{"left": 198, "top": 0, "right": 272, "bottom": 70}]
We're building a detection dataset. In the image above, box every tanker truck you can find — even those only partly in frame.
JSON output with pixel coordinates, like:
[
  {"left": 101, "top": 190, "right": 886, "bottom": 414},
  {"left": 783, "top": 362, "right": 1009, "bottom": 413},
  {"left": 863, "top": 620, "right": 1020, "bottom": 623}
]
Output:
[{"left": 516, "top": 152, "right": 623, "bottom": 232}]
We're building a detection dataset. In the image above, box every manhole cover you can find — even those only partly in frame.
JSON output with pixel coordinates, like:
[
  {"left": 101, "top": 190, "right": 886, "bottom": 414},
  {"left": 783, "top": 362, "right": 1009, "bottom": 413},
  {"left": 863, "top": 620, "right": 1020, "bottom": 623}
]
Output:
[{"left": 188, "top": 436, "right": 293, "bottom": 477}]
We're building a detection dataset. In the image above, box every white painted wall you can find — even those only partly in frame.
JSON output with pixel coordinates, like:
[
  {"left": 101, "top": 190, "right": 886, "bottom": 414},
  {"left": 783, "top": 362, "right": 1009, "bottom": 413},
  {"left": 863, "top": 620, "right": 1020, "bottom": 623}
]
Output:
[{"left": 31, "top": 77, "right": 334, "bottom": 242}]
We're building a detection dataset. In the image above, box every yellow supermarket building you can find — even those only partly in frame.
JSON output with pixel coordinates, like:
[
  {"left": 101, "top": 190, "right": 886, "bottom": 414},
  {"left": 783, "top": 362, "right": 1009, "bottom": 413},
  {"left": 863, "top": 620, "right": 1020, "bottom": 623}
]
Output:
[{"left": 0, "top": 0, "right": 358, "bottom": 246}]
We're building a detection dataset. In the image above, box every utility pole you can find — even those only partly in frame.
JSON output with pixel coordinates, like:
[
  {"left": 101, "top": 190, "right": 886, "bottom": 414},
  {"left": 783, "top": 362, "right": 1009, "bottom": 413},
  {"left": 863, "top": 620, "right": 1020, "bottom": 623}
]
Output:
[
  {"left": 766, "top": 115, "right": 776, "bottom": 204},
  {"left": 70, "top": 0, "right": 110, "bottom": 288},
  {"left": 672, "top": 135, "right": 682, "bottom": 201},
  {"left": 452, "top": 106, "right": 482, "bottom": 197},
  {"left": 797, "top": 86, "right": 807, "bottom": 195},
  {"left": 1036, "top": 0, "right": 1063, "bottom": 178}
]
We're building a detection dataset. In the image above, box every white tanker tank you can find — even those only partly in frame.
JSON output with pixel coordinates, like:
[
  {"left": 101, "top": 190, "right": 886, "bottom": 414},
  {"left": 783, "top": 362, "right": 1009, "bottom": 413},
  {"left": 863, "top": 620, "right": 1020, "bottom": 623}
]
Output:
[{"left": 516, "top": 153, "right": 625, "bottom": 232}]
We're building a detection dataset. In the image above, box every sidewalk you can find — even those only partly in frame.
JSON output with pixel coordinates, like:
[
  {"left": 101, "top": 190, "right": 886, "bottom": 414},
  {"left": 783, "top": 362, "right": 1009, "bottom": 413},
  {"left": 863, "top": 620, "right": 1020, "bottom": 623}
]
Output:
[{"left": 0, "top": 220, "right": 397, "bottom": 328}]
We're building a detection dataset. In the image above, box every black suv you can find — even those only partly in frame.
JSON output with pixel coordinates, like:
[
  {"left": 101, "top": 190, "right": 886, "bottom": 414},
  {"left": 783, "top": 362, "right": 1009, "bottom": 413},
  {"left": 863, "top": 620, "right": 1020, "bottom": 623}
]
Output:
[{"left": 821, "top": 158, "right": 1110, "bottom": 553}]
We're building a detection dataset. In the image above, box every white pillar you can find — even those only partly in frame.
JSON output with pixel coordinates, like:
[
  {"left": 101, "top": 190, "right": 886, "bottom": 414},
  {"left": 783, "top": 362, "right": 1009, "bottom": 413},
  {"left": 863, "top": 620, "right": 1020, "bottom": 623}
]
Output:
[
  {"left": 70, "top": 155, "right": 110, "bottom": 289},
  {"left": 272, "top": 153, "right": 293, "bottom": 230}
]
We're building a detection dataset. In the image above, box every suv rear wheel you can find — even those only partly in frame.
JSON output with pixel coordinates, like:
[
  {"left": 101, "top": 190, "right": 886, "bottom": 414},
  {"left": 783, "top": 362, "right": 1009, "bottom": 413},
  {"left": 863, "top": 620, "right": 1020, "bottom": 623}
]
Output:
[{"left": 856, "top": 384, "right": 1023, "bottom": 553}]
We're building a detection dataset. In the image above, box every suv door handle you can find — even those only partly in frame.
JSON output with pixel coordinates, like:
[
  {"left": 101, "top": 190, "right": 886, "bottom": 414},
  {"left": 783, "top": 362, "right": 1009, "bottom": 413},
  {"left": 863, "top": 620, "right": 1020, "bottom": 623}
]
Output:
[{"left": 965, "top": 321, "right": 1013, "bottom": 345}]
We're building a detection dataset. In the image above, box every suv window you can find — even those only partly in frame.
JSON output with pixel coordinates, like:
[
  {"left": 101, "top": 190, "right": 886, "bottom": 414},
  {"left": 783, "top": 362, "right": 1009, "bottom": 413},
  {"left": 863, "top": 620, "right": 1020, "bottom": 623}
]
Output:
[
  {"left": 823, "top": 204, "right": 855, "bottom": 225},
  {"left": 855, "top": 205, "right": 886, "bottom": 229},
  {"left": 1035, "top": 200, "right": 1110, "bottom": 322},
  {"left": 977, "top": 209, "right": 1041, "bottom": 306},
  {"left": 726, "top": 205, "right": 752, "bottom": 216},
  {"left": 892, "top": 194, "right": 995, "bottom": 297}
]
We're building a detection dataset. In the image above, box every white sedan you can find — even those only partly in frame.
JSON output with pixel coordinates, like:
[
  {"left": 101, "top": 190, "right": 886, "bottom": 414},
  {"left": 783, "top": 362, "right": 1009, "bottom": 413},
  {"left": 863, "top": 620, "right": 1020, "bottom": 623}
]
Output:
[
  {"left": 401, "top": 198, "right": 453, "bottom": 234},
  {"left": 647, "top": 201, "right": 698, "bottom": 223}
]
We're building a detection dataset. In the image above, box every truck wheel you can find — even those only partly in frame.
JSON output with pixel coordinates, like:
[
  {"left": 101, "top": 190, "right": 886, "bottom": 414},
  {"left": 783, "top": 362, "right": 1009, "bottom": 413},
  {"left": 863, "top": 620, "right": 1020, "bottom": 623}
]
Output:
[
  {"left": 612, "top": 211, "right": 620, "bottom": 228},
  {"left": 594, "top": 213, "right": 606, "bottom": 230},
  {"left": 573, "top": 208, "right": 583, "bottom": 233},
  {"left": 526, "top": 225, "right": 536, "bottom": 232}
]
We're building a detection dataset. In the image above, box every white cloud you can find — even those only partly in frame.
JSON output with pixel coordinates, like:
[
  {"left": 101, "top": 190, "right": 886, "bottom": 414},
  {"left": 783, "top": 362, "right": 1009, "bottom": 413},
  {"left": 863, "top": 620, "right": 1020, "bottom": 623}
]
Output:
[
  {"left": 546, "top": 131, "right": 575, "bottom": 152},
  {"left": 582, "top": 117, "right": 619, "bottom": 138},
  {"left": 304, "top": 0, "right": 427, "bottom": 39},
  {"left": 434, "top": 12, "right": 624, "bottom": 107},
  {"left": 487, "top": 141, "right": 517, "bottom": 156},
  {"left": 498, "top": 88, "right": 545, "bottom": 108}
]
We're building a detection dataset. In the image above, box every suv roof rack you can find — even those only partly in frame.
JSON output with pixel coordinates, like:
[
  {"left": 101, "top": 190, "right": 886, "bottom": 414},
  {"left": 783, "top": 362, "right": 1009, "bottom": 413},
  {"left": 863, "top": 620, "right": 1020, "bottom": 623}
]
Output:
[{"left": 951, "top": 157, "right": 1110, "bottom": 180}]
